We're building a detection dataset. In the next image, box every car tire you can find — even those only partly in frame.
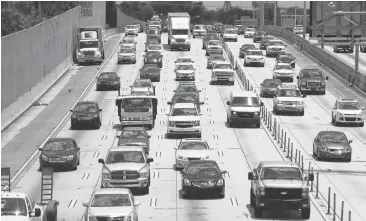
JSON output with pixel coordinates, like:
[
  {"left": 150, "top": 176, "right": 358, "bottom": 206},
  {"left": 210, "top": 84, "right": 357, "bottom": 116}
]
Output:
[
  {"left": 70, "top": 123, "right": 76, "bottom": 130},
  {"left": 254, "top": 205, "right": 263, "bottom": 218},
  {"left": 346, "top": 157, "right": 352, "bottom": 162},
  {"left": 77, "top": 158, "right": 80, "bottom": 165},
  {"left": 227, "top": 115, "right": 232, "bottom": 128},
  {"left": 331, "top": 115, "right": 335, "bottom": 124},
  {"left": 261, "top": 63, "right": 265, "bottom": 67},
  {"left": 96, "top": 86, "right": 100, "bottom": 91},
  {"left": 244, "top": 61, "right": 247, "bottom": 67},
  {"left": 300, "top": 110, "right": 305, "bottom": 116},
  {"left": 133, "top": 60, "right": 136, "bottom": 64},
  {"left": 205, "top": 52, "right": 208, "bottom": 56},
  {"left": 301, "top": 207, "right": 311, "bottom": 219},
  {"left": 317, "top": 149, "right": 322, "bottom": 161},
  {"left": 188, "top": 48, "right": 191, "bottom": 51},
  {"left": 272, "top": 106, "right": 278, "bottom": 115},
  {"left": 197, "top": 133, "right": 202, "bottom": 138},
  {"left": 193, "top": 35, "right": 195, "bottom": 38},
  {"left": 360, "top": 122, "right": 364, "bottom": 127},
  {"left": 334, "top": 120, "right": 339, "bottom": 126},
  {"left": 321, "top": 90, "right": 326, "bottom": 95},
  {"left": 147, "top": 124, "right": 153, "bottom": 130},
  {"left": 142, "top": 186, "right": 150, "bottom": 195},
  {"left": 255, "top": 123, "right": 260, "bottom": 128},
  {"left": 250, "top": 189, "right": 255, "bottom": 207}
]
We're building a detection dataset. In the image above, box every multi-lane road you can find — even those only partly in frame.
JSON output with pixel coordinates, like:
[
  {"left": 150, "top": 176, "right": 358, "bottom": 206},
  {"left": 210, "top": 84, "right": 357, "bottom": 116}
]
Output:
[{"left": 1, "top": 31, "right": 366, "bottom": 221}]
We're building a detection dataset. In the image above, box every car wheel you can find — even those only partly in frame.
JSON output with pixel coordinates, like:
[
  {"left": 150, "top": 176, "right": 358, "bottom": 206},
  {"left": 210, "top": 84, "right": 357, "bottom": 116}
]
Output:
[
  {"left": 261, "top": 63, "right": 265, "bottom": 67},
  {"left": 142, "top": 186, "right": 149, "bottom": 195},
  {"left": 96, "top": 86, "right": 99, "bottom": 91},
  {"left": 250, "top": 189, "right": 255, "bottom": 207},
  {"left": 77, "top": 158, "right": 80, "bottom": 165},
  {"left": 70, "top": 123, "right": 76, "bottom": 130},
  {"left": 334, "top": 119, "right": 339, "bottom": 126},
  {"left": 346, "top": 157, "right": 352, "bottom": 162},
  {"left": 301, "top": 207, "right": 311, "bottom": 219},
  {"left": 272, "top": 106, "right": 277, "bottom": 115},
  {"left": 72, "top": 163, "right": 77, "bottom": 171},
  {"left": 331, "top": 115, "right": 335, "bottom": 124},
  {"left": 254, "top": 205, "right": 263, "bottom": 218},
  {"left": 147, "top": 124, "right": 153, "bottom": 130},
  {"left": 300, "top": 110, "right": 305, "bottom": 116},
  {"left": 360, "top": 122, "right": 364, "bottom": 127},
  {"left": 219, "top": 189, "right": 225, "bottom": 198},
  {"left": 255, "top": 123, "right": 260, "bottom": 128},
  {"left": 227, "top": 116, "right": 232, "bottom": 127},
  {"left": 317, "top": 149, "right": 322, "bottom": 161},
  {"left": 197, "top": 133, "right": 202, "bottom": 138}
]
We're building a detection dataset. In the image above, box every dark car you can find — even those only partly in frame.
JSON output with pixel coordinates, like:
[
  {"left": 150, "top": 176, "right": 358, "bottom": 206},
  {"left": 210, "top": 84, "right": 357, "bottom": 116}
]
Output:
[
  {"left": 260, "top": 79, "right": 282, "bottom": 97},
  {"left": 239, "top": 44, "right": 256, "bottom": 58},
  {"left": 180, "top": 160, "right": 227, "bottom": 198},
  {"left": 253, "top": 31, "right": 267, "bottom": 43},
  {"left": 168, "top": 92, "right": 204, "bottom": 113},
  {"left": 202, "top": 33, "right": 220, "bottom": 49},
  {"left": 313, "top": 131, "right": 352, "bottom": 162},
  {"left": 39, "top": 138, "right": 80, "bottom": 170},
  {"left": 174, "top": 82, "right": 201, "bottom": 94},
  {"left": 276, "top": 53, "right": 296, "bottom": 68},
  {"left": 144, "top": 51, "right": 163, "bottom": 68},
  {"left": 259, "top": 36, "right": 274, "bottom": 50},
  {"left": 70, "top": 101, "right": 102, "bottom": 129},
  {"left": 133, "top": 23, "right": 144, "bottom": 33},
  {"left": 96, "top": 72, "right": 120, "bottom": 91},
  {"left": 117, "top": 127, "right": 151, "bottom": 154},
  {"left": 139, "top": 64, "right": 161, "bottom": 82},
  {"left": 297, "top": 67, "right": 329, "bottom": 95},
  {"left": 207, "top": 54, "right": 226, "bottom": 69},
  {"left": 235, "top": 25, "right": 245, "bottom": 34}
]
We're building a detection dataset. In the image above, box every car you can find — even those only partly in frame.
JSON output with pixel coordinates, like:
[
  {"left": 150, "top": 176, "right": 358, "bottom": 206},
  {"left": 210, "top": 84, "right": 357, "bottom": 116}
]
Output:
[
  {"left": 226, "top": 91, "right": 263, "bottom": 128},
  {"left": 174, "top": 82, "right": 201, "bottom": 94},
  {"left": 239, "top": 44, "right": 257, "bottom": 58},
  {"left": 192, "top": 24, "right": 207, "bottom": 38},
  {"left": 331, "top": 98, "right": 365, "bottom": 127},
  {"left": 313, "top": 131, "right": 353, "bottom": 162},
  {"left": 98, "top": 145, "right": 153, "bottom": 193},
  {"left": 174, "top": 138, "right": 213, "bottom": 170},
  {"left": 82, "top": 188, "right": 141, "bottom": 221},
  {"left": 146, "top": 44, "right": 163, "bottom": 54},
  {"left": 266, "top": 40, "right": 286, "bottom": 57},
  {"left": 117, "top": 47, "right": 136, "bottom": 64},
  {"left": 293, "top": 26, "right": 304, "bottom": 34},
  {"left": 235, "top": 25, "right": 245, "bottom": 34},
  {"left": 117, "top": 127, "right": 151, "bottom": 154},
  {"left": 253, "top": 31, "right": 267, "bottom": 43},
  {"left": 272, "top": 63, "right": 295, "bottom": 82},
  {"left": 180, "top": 160, "right": 227, "bottom": 198},
  {"left": 96, "top": 72, "right": 120, "bottom": 91},
  {"left": 214, "top": 23, "right": 223, "bottom": 33},
  {"left": 175, "top": 63, "right": 196, "bottom": 81},
  {"left": 223, "top": 28, "right": 238, "bottom": 42},
  {"left": 248, "top": 161, "right": 313, "bottom": 219},
  {"left": 360, "top": 40, "right": 366, "bottom": 53},
  {"left": 244, "top": 49, "right": 265, "bottom": 67},
  {"left": 130, "top": 79, "right": 156, "bottom": 95},
  {"left": 133, "top": 23, "right": 144, "bottom": 33},
  {"left": 276, "top": 53, "right": 295, "bottom": 68},
  {"left": 272, "top": 84, "right": 307, "bottom": 116},
  {"left": 70, "top": 101, "right": 102, "bottom": 129},
  {"left": 297, "top": 67, "right": 329, "bottom": 95},
  {"left": 146, "top": 26, "right": 160, "bottom": 34},
  {"left": 260, "top": 79, "right": 282, "bottom": 97},
  {"left": 39, "top": 138, "right": 80, "bottom": 170},
  {"left": 120, "top": 44, "right": 135, "bottom": 52},
  {"left": 205, "top": 39, "right": 223, "bottom": 56},
  {"left": 207, "top": 54, "right": 226, "bottom": 69},
  {"left": 139, "top": 64, "right": 161, "bottom": 82},
  {"left": 168, "top": 92, "right": 204, "bottom": 113},
  {"left": 259, "top": 36, "right": 274, "bottom": 50},
  {"left": 202, "top": 33, "right": 220, "bottom": 49},
  {"left": 211, "top": 61, "right": 235, "bottom": 85},
  {"left": 121, "top": 37, "right": 137, "bottom": 51},
  {"left": 1, "top": 192, "right": 43, "bottom": 221},
  {"left": 124, "top": 24, "right": 139, "bottom": 36},
  {"left": 333, "top": 41, "right": 354, "bottom": 53},
  {"left": 144, "top": 51, "right": 163, "bottom": 68},
  {"left": 145, "top": 37, "right": 161, "bottom": 52},
  {"left": 166, "top": 103, "right": 202, "bottom": 138},
  {"left": 175, "top": 57, "right": 194, "bottom": 65},
  {"left": 244, "top": 27, "right": 256, "bottom": 38}
]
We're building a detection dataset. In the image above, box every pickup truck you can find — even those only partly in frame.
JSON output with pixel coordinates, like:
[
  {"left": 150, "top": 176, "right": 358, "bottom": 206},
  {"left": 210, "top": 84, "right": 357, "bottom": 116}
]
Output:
[{"left": 333, "top": 40, "right": 354, "bottom": 53}]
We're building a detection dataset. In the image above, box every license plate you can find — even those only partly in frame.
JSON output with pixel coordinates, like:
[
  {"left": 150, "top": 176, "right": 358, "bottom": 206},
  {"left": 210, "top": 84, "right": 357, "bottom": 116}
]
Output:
[{"left": 49, "top": 159, "right": 58, "bottom": 162}]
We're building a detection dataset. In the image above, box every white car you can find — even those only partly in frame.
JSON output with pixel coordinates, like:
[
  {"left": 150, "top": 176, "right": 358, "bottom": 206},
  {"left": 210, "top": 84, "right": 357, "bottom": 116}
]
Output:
[
  {"left": 244, "top": 28, "right": 256, "bottom": 38},
  {"left": 211, "top": 61, "right": 235, "bottom": 85},
  {"left": 273, "top": 84, "right": 307, "bottom": 116},
  {"left": 272, "top": 63, "right": 295, "bottom": 82},
  {"left": 175, "top": 138, "right": 213, "bottom": 169},
  {"left": 175, "top": 63, "right": 196, "bottom": 81},
  {"left": 175, "top": 57, "right": 194, "bottom": 65},
  {"left": 266, "top": 40, "right": 286, "bottom": 57},
  {"left": 147, "top": 44, "right": 163, "bottom": 54},
  {"left": 167, "top": 103, "right": 202, "bottom": 138},
  {"left": 117, "top": 48, "right": 136, "bottom": 64},
  {"left": 82, "top": 188, "right": 140, "bottom": 221},
  {"left": 223, "top": 28, "right": 238, "bottom": 42},
  {"left": 331, "top": 98, "right": 365, "bottom": 127},
  {"left": 205, "top": 39, "right": 223, "bottom": 56},
  {"left": 293, "top": 27, "right": 304, "bottom": 34},
  {"left": 193, "top": 24, "right": 207, "bottom": 38},
  {"left": 121, "top": 37, "right": 137, "bottom": 51},
  {"left": 125, "top": 25, "right": 139, "bottom": 36},
  {"left": 244, "top": 49, "right": 265, "bottom": 67}
]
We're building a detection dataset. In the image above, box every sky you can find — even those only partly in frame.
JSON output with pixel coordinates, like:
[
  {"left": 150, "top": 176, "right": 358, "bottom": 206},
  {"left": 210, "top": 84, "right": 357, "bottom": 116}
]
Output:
[{"left": 203, "top": 1, "right": 309, "bottom": 10}]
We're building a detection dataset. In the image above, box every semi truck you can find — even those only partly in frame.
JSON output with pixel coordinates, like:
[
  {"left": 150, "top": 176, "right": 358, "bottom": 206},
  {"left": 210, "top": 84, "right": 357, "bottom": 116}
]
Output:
[
  {"left": 75, "top": 26, "right": 105, "bottom": 65},
  {"left": 168, "top": 13, "right": 191, "bottom": 51}
]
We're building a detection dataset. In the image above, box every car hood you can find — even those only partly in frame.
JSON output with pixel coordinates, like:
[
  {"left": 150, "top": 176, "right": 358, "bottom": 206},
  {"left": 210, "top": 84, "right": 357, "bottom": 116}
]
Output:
[
  {"left": 176, "top": 150, "right": 210, "bottom": 158},
  {"left": 268, "top": 45, "right": 285, "bottom": 49},
  {"left": 118, "top": 138, "right": 149, "bottom": 146},
  {"left": 1, "top": 216, "right": 30, "bottom": 221},
  {"left": 261, "top": 180, "right": 305, "bottom": 188},
  {"left": 208, "top": 45, "right": 222, "bottom": 49},
  {"left": 119, "top": 53, "right": 135, "bottom": 56},
  {"left": 212, "top": 68, "right": 234, "bottom": 73},
  {"left": 245, "top": 31, "right": 255, "bottom": 34},
  {"left": 42, "top": 150, "right": 75, "bottom": 157},
  {"left": 274, "top": 70, "right": 294, "bottom": 74},
  {"left": 278, "top": 58, "right": 293, "bottom": 63},
  {"left": 321, "top": 142, "right": 350, "bottom": 150},
  {"left": 131, "top": 87, "right": 150, "bottom": 92},
  {"left": 176, "top": 70, "right": 194, "bottom": 74},
  {"left": 168, "top": 116, "right": 200, "bottom": 121},
  {"left": 337, "top": 109, "right": 363, "bottom": 115},
  {"left": 184, "top": 173, "right": 222, "bottom": 181},
  {"left": 223, "top": 33, "right": 237, "bottom": 36},
  {"left": 89, "top": 207, "right": 133, "bottom": 217},
  {"left": 230, "top": 106, "right": 260, "bottom": 112},
  {"left": 246, "top": 55, "right": 264, "bottom": 59},
  {"left": 106, "top": 163, "right": 145, "bottom": 171},
  {"left": 277, "top": 97, "right": 303, "bottom": 102}
]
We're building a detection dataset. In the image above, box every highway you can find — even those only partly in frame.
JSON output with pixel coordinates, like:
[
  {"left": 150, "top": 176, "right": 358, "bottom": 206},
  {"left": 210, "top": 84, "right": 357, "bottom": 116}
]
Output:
[
  {"left": 2, "top": 33, "right": 332, "bottom": 221},
  {"left": 227, "top": 34, "right": 366, "bottom": 220}
]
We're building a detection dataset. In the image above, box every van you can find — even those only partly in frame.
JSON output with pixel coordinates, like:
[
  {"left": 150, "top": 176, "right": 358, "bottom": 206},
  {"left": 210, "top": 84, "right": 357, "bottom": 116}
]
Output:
[{"left": 226, "top": 91, "right": 263, "bottom": 128}]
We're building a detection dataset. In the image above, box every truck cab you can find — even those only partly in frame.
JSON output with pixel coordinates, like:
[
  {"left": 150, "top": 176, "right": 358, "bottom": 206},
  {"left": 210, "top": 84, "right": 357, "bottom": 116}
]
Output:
[
  {"left": 168, "top": 13, "right": 191, "bottom": 51},
  {"left": 1, "top": 192, "right": 42, "bottom": 221},
  {"left": 76, "top": 26, "right": 105, "bottom": 64}
]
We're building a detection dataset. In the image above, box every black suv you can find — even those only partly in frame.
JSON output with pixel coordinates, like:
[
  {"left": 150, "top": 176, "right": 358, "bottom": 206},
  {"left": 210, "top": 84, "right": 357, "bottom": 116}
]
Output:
[
  {"left": 276, "top": 53, "right": 296, "bottom": 68},
  {"left": 297, "top": 67, "right": 329, "bottom": 95},
  {"left": 144, "top": 51, "right": 163, "bottom": 68},
  {"left": 253, "top": 31, "right": 267, "bottom": 43},
  {"left": 239, "top": 44, "right": 256, "bottom": 58}
]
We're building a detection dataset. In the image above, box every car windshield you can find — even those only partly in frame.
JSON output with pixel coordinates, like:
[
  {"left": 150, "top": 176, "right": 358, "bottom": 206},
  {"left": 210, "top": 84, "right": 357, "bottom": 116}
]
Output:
[
  {"left": 121, "top": 130, "right": 147, "bottom": 139},
  {"left": 91, "top": 194, "right": 131, "bottom": 207},
  {"left": 177, "top": 58, "right": 192, "bottom": 63},
  {"left": 302, "top": 70, "right": 323, "bottom": 78},
  {"left": 106, "top": 151, "right": 145, "bottom": 163},
  {"left": 120, "top": 49, "right": 134, "bottom": 53},
  {"left": 338, "top": 102, "right": 360, "bottom": 110},
  {"left": 44, "top": 141, "right": 74, "bottom": 151},
  {"left": 261, "top": 167, "right": 303, "bottom": 180},
  {"left": 133, "top": 81, "right": 151, "bottom": 87},
  {"left": 247, "top": 51, "right": 263, "bottom": 56},
  {"left": 262, "top": 80, "right": 281, "bottom": 87},
  {"left": 278, "top": 55, "right": 292, "bottom": 60},
  {"left": 126, "top": 25, "right": 136, "bottom": 29},
  {"left": 278, "top": 89, "right": 302, "bottom": 97},
  {"left": 176, "top": 86, "right": 197, "bottom": 92},
  {"left": 231, "top": 97, "right": 259, "bottom": 107},
  {"left": 1, "top": 198, "right": 27, "bottom": 216},
  {"left": 172, "top": 29, "right": 189, "bottom": 35},
  {"left": 149, "top": 45, "right": 161, "bottom": 50},
  {"left": 214, "top": 63, "right": 232, "bottom": 69},
  {"left": 121, "top": 45, "right": 133, "bottom": 50},
  {"left": 241, "top": 45, "right": 255, "bottom": 50},
  {"left": 246, "top": 28, "right": 256, "bottom": 32},
  {"left": 209, "top": 41, "right": 220, "bottom": 45},
  {"left": 123, "top": 39, "right": 134, "bottom": 44},
  {"left": 186, "top": 163, "right": 219, "bottom": 175},
  {"left": 276, "top": 65, "right": 292, "bottom": 70},
  {"left": 99, "top": 73, "right": 118, "bottom": 79},
  {"left": 146, "top": 52, "right": 160, "bottom": 57},
  {"left": 172, "top": 94, "right": 198, "bottom": 103},
  {"left": 269, "top": 41, "right": 284, "bottom": 46},
  {"left": 80, "top": 40, "right": 98, "bottom": 49},
  {"left": 177, "top": 64, "right": 194, "bottom": 70},
  {"left": 205, "top": 35, "right": 218, "bottom": 40},
  {"left": 225, "top": 30, "right": 236, "bottom": 34},
  {"left": 194, "top": 26, "right": 204, "bottom": 29},
  {"left": 172, "top": 108, "right": 197, "bottom": 116},
  {"left": 180, "top": 142, "right": 208, "bottom": 150},
  {"left": 74, "top": 103, "right": 98, "bottom": 112},
  {"left": 321, "top": 133, "right": 348, "bottom": 143},
  {"left": 122, "top": 98, "right": 151, "bottom": 110},
  {"left": 142, "top": 65, "right": 158, "bottom": 72}
]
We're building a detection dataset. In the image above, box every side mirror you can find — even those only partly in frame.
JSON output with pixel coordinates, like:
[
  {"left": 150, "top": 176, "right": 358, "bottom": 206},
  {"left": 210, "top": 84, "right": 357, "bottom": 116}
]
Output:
[
  {"left": 226, "top": 101, "right": 230, "bottom": 105},
  {"left": 70, "top": 109, "right": 73, "bottom": 112},
  {"left": 361, "top": 107, "right": 365, "bottom": 110},
  {"left": 308, "top": 173, "right": 314, "bottom": 182},
  {"left": 99, "top": 109, "right": 102, "bottom": 111},
  {"left": 199, "top": 101, "right": 205, "bottom": 105},
  {"left": 147, "top": 158, "right": 154, "bottom": 163},
  {"left": 302, "top": 94, "right": 307, "bottom": 98},
  {"left": 167, "top": 101, "right": 172, "bottom": 105},
  {"left": 198, "top": 90, "right": 201, "bottom": 92},
  {"left": 349, "top": 140, "right": 353, "bottom": 144},
  {"left": 173, "top": 90, "right": 177, "bottom": 92},
  {"left": 134, "top": 201, "right": 141, "bottom": 206},
  {"left": 82, "top": 202, "right": 89, "bottom": 207},
  {"left": 116, "top": 135, "right": 120, "bottom": 138},
  {"left": 260, "top": 102, "right": 264, "bottom": 106},
  {"left": 148, "top": 135, "right": 151, "bottom": 138},
  {"left": 248, "top": 172, "right": 254, "bottom": 180},
  {"left": 325, "top": 76, "right": 329, "bottom": 80},
  {"left": 221, "top": 170, "right": 227, "bottom": 174},
  {"left": 33, "top": 208, "right": 41, "bottom": 217},
  {"left": 180, "top": 170, "right": 185, "bottom": 175},
  {"left": 98, "top": 158, "right": 105, "bottom": 164},
  {"left": 199, "top": 113, "right": 203, "bottom": 116},
  {"left": 38, "top": 148, "right": 43, "bottom": 151}
]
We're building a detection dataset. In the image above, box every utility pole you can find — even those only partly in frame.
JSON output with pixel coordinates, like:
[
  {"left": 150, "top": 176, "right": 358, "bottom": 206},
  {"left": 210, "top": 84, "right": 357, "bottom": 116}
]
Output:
[
  {"left": 274, "top": 2, "right": 277, "bottom": 26},
  {"left": 260, "top": 1, "right": 264, "bottom": 28},
  {"left": 294, "top": 6, "right": 297, "bottom": 27},
  {"left": 303, "top": 1, "right": 306, "bottom": 38}
]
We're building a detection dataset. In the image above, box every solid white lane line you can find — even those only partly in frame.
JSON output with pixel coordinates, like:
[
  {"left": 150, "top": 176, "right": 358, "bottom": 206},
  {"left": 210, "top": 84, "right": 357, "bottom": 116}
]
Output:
[{"left": 68, "top": 199, "right": 77, "bottom": 208}]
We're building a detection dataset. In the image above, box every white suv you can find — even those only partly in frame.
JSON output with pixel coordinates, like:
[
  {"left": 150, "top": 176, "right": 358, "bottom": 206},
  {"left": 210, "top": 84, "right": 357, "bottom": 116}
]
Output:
[
  {"left": 211, "top": 61, "right": 235, "bottom": 85},
  {"left": 244, "top": 49, "right": 265, "bottom": 67},
  {"left": 273, "top": 84, "right": 307, "bottom": 116},
  {"left": 223, "top": 28, "right": 238, "bottom": 42},
  {"left": 331, "top": 98, "right": 365, "bottom": 127},
  {"left": 193, "top": 25, "right": 207, "bottom": 38},
  {"left": 167, "top": 103, "right": 202, "bottom": 138},
  {"left": 175, "top": 138, "right": 213, "bottom": 169},
  {"left": 125, "top": 25, "right": 139, "bottom": 36}
]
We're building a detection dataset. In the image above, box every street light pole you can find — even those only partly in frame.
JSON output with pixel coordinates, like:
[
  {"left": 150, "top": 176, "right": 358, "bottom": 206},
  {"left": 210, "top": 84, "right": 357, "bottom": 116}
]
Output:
[
  {"left": 274, "top": 2, "right": 277, "bottom": 26},
  {"left": 294, "top": 6, "right": 297, "bottom": 27},
  {"left": 303, "top": 1, "right": 306, "bottom": 38}
]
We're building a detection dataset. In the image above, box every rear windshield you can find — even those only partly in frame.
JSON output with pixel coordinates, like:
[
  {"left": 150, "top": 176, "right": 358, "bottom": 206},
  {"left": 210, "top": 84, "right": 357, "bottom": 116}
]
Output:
[{"left": 231, "top": 97, "right": 259, "bottom": 107}]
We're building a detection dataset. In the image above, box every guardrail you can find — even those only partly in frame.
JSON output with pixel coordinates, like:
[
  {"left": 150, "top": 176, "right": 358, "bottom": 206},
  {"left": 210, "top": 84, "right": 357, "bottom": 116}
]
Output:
[{"left": 221, "top": 39, "right": 354, "bottom": 221}]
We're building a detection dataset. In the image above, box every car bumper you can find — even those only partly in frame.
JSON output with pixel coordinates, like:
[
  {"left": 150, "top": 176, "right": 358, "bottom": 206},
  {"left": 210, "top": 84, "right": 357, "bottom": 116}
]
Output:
[
  {"left": 277, "top": 105, "right": 304, "bottom": 112},
  {"left": 144, "top": 61, "right": 162, "bottom": 65},
  {"left": 176, "top": 74, "right": 195, "bottom": 80},
  {"left": 125, "top": 32, "right": 138, "bottom": 35},
  {"left": 207, "top": 49, "right": 223, "bottom": 54},
  {"left": 300, "top": 86, "right": 325, "bottom": 92},
  {"left": 171, "top": 43, "right": 190, "bottom": 49},
  {"left": 246, "top": 60, "right": 265, "bottom": 64},
  {"left": 121, "top": 119, "right": 153, "bottom": 126},
  {"left": 223, "top": 36, "right": 237, "bottom": 41},
  {"left": 336, "top": 116, "right": 364, "bottom": 124},
  {"left": 118, "top": 57, "right": 136, "bottom": 62},
  {"left": 256, "top": 196, "right": 310, "bottom": 210},
  {"left": 273, "top": 75, "right": 294, "bottom": 81},
  {"left": 102, "top": 177, "right": 149, "bottom": 188},
  {"left": 167, "top": 126, "right": 201, "bottom": 135},
  {"left": 40, "top": 159, "right": 76, "bottom": 168},
  {"left": 182, "top": 185, "right": 225, "bottom": 195},
  {"left": 71, "top": 118, "right": 99, "bottom": 125},
  {"left": 78, "top": 57, "right": 103, "bottom": 63},
  {"left": 229, "top": 116, "right": 260, "bottom": 124},
  {"left": 318, "top": 149, "right": 352, "bottom": 159},
  {"left": 211, "top": 76, "right": 234, "bottom": 82}
]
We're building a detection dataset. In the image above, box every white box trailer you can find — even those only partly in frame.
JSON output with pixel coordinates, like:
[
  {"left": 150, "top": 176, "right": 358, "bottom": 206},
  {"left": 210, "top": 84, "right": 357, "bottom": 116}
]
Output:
[{"left": 168, "top": 12, "right": 191, "bottom": 51}]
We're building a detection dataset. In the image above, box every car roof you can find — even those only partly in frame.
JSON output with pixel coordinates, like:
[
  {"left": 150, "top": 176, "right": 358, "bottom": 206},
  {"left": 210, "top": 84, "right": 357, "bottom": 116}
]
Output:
[
  {"left": 94, "top": 188, "right": 131, "bottom": 195},
  {"left": 181, "top": 138, "right": 204, "bottom": 143},
  {"left": 231, "top": 91, "right": 257, "bottom": 98},
  {"left": 122, "top": 127, "right": 146, "bottom": 131},
  {"left": 260, "top": 161, "right": 300, "bottom": 168},
  {"left": 109, "top": 145, "right": 144, "bottom": 152},
  {"left": 338, "top": 98, "right": 358, "bottom": 102},
  {"left": 214, "top": 61, "right": 231, "bottom": 65},
  {"left": 76, "top": 101, "right": 97, "bottom": 105},
  {"left": 47, "top": 137, "right": 74, "bottom": 143},
  {"left": 173, "top": 103, "right": 196, "bottom": 109},
  {"left": 317, "top": 131, "right": 346, "bottom": 136},
  {"left": 174, "top": 91, "right": 198, "bottom": 96},
  {"left": 276, "top": 63, "right": 291, "bottom": 66}
]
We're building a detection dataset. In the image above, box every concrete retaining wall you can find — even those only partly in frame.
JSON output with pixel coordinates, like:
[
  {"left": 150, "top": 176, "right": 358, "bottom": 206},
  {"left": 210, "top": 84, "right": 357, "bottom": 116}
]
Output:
[{"left": 262, "top": 26, "right": 366, "bottom": 93}]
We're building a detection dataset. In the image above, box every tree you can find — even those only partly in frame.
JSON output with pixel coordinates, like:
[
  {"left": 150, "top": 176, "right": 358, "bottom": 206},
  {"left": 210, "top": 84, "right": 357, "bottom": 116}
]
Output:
[
  {"left": 223, "top": 1, "right": 232, "bottom": 12},
  {"left": 106, "top": 1, "right": 117, "bottom": 28}
]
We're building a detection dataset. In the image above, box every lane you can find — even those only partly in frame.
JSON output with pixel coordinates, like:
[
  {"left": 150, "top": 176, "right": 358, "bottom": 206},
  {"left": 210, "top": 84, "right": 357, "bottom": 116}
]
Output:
[
  {"left": 227, "top": 34, "right": 366, "bottom": 220},
  {"left": 10, "top": 33, "right": 326, "bottom": 221}
]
